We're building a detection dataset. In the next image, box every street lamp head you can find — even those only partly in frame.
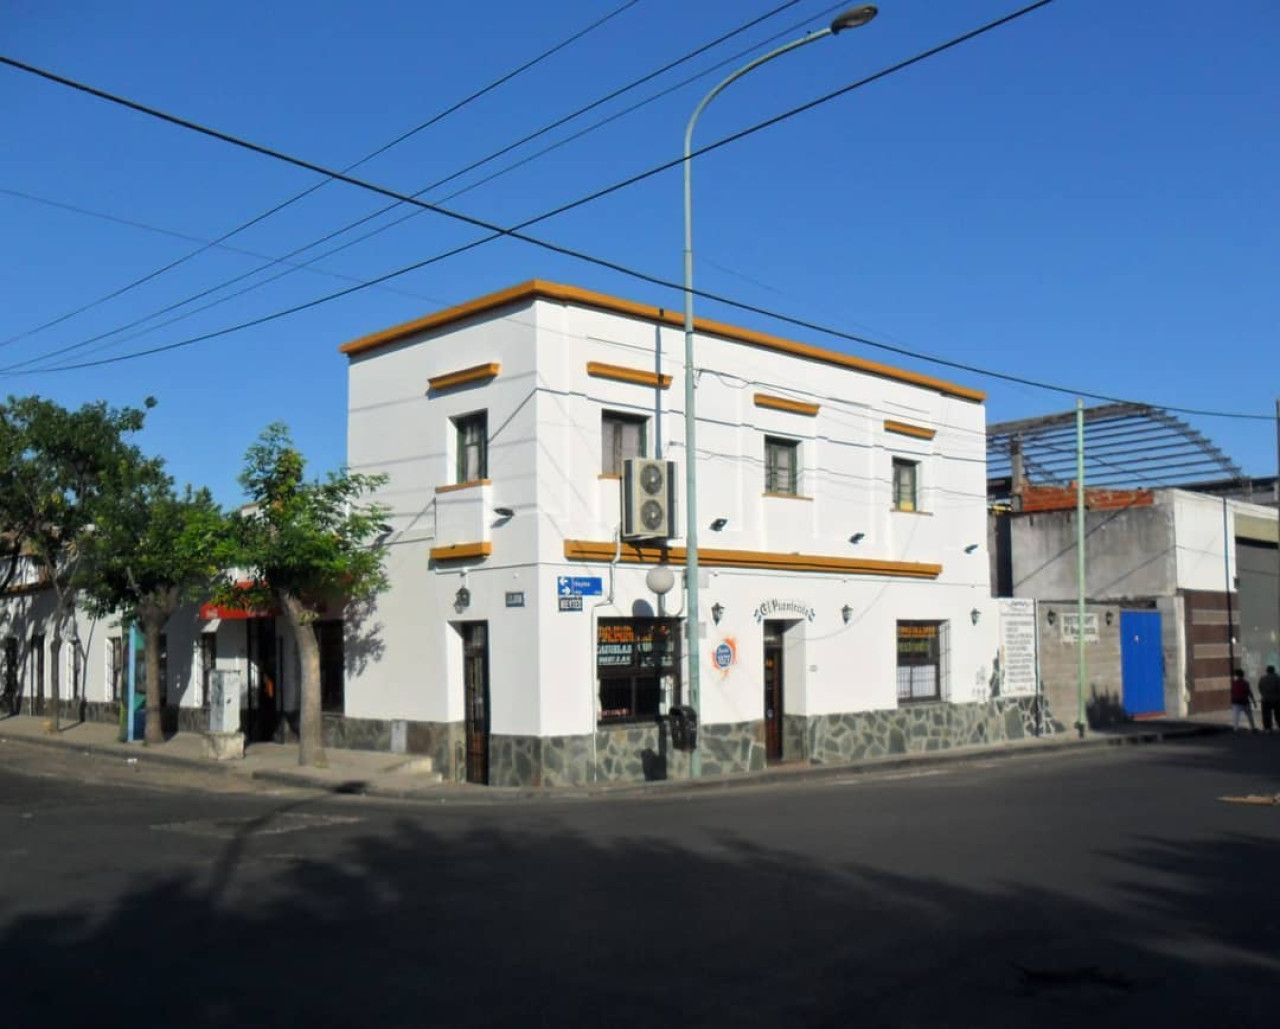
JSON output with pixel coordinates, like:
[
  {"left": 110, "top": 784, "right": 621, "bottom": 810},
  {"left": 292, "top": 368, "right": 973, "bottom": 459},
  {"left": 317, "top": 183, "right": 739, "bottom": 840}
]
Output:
[{"left": 830, "top": 4, "right": 878, "bottom": 33}]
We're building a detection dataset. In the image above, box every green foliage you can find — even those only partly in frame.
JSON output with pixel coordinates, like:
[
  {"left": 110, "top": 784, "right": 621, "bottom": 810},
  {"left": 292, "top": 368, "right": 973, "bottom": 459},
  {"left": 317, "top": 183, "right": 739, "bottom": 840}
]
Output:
[
  {"left": 77, "top": 458, "right": 227, "bottom": 622},
  {"left": 0, "top": 394, "right": 152, "bottom": 595},
  {"left": 222, "top": 423, "right": 389, "bottom": 621}
]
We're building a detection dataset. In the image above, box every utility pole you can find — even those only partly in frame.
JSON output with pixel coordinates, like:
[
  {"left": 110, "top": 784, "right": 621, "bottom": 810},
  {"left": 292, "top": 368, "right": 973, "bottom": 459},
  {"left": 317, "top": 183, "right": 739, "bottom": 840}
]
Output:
[{"left": 1076, "top": 399, "right": 1087, "bottom": 738}]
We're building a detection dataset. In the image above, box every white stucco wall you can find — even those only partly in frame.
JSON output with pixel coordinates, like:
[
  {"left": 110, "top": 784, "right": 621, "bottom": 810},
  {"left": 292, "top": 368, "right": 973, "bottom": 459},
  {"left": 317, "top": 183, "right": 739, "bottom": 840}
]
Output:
[{"left": 344, "top": 287, "right": 997, "bottom": 738}]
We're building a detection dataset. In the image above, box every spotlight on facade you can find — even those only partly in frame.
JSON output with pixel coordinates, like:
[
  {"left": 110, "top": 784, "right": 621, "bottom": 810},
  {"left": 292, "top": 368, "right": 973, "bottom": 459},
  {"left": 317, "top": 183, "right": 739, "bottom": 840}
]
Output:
[
  {"left": 841, "top": 604, "right": 853, "bottom": 625},
  {"left": 711, "top": 602, "right": 724, "bottom": 624},
  {"left": 849, "top": 532, "right": 865, "bottom": 544},
  {"left": 1046, "top": 609, "right": 1056, "bottom": 626},
  {"left": 971, "top": 608, "right": 981, "bottom": 626},
  {"left": 493, "top": 506, "right": 515, "bottom": 518},
  {"left": 964, "top": 543, "right": 980, "bottom": 554},
  {"left": 710, "top": 517, "right": 728, "bottom": 531},
  {"left": 454, "top": 586, "right": 471, "bottom": 611}
]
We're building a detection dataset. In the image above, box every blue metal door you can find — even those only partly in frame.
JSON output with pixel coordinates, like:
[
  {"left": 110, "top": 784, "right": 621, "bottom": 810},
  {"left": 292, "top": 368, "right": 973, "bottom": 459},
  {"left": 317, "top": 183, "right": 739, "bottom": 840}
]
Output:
[{"left": 1121, "top": 611, "right": 1164, "bottom": 716}]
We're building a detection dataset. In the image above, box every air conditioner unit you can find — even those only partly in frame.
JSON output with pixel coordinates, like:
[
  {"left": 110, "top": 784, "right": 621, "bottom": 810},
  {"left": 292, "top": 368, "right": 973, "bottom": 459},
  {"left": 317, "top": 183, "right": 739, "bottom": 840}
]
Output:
[{"left": 622, "top": 458, "right": 678, "bottom": 540}]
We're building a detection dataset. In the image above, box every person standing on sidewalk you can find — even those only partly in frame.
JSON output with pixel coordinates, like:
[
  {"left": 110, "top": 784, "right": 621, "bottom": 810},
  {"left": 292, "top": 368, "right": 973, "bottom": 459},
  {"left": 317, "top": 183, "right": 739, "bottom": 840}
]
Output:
[
  {"left": 1230, "top": 668, "right": 1257, "bottom": 733},
  {"left": 1258, "top": 665, "right": 1280, "bottom": 733}
]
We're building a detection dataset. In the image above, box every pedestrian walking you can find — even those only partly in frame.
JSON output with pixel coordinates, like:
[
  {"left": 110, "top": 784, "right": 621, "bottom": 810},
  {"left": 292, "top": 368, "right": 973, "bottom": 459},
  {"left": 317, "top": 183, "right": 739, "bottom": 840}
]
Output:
[
  {"left": 1258, "top": 665, "right": 1280, "bottom": 733},
  {"left": 1230, "top": 668, "right": 1256, "bottom": 732}
]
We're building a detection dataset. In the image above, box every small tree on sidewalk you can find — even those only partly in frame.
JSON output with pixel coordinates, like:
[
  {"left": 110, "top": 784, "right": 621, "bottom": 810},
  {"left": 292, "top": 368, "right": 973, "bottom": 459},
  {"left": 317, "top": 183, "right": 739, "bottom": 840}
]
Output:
[
  {"left": 77, "top": 456, "right": 226, "bottom": 745},
  {"left": 0, "top": 396, "right": 152, "bottom": 730},
  {"left": 224, "top": 424, "right": 388, "bottom": 766}
]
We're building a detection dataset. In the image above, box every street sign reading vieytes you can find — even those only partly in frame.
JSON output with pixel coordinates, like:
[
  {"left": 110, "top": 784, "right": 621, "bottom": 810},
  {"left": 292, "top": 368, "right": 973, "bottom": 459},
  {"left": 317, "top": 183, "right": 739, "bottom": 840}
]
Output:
[{"left": 557, "top": 576, "right": 602, "bottom": 596}]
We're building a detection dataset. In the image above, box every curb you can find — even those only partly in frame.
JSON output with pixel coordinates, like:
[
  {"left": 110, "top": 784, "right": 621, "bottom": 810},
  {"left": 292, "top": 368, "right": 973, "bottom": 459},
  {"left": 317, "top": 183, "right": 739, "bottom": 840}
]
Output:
[
  {"left": 1, "top": 728, "right": 237, "bottom": 776},
  {"left": 3, "top": 720, "right": 1228, "bottom": 804}
]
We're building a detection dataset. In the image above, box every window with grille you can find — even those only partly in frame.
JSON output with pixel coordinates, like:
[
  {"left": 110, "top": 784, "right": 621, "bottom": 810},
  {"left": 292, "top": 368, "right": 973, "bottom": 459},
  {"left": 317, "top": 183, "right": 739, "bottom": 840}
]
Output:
[
  {"left": 893, "top": 458, "right": 919, "bottom": 512},
  {"left": 601, "top": 412, "right": 647, "bottom": 476},
  {"left": 896, "top": 621, "right": 949, "bottom": 702},
  {"left": 596, "top": 619, "right": 680, "bottom": 725},
  {"left": 199, "top": 633, "right": 217, "bottom": 708},
  {"left": 453, "top": 411, "right": 488, "bottom": 483},
  {"left": 765, "top": 436, "right": 800, "bottom": 495}
]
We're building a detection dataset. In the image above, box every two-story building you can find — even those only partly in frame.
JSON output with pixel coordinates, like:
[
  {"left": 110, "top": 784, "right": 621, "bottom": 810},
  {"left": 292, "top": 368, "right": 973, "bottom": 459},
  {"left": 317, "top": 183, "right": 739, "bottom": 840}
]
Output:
[{"left": 338, "top": 280, "right": 1054, "bottom": 786}]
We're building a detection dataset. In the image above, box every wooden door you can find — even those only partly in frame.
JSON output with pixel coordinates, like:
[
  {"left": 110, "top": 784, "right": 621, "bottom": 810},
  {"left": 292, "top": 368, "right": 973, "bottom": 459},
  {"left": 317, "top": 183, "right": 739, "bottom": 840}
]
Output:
[
  {"left": 463, "top": 622, "right": 490, "bottom": 784},
  {"left": 763, "top": 623, "right": 784, "bottom": 762}
]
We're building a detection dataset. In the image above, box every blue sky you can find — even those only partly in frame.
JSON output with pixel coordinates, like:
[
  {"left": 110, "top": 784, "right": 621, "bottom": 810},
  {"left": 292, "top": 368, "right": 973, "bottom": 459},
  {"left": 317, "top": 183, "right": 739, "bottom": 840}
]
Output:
[{"left": 3, "top": 0, "right": 1276, "bottom": 504}]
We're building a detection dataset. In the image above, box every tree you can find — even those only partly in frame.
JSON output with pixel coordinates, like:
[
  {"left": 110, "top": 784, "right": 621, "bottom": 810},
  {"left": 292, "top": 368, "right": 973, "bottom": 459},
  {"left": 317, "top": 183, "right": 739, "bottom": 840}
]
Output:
[
  {"left": 77, "top": 456, "right": 226, "bottom": 745},
  {"left": 224, "top": 424, "right": 388, "bottom": 766},
  {"left": 0, "top": 396, "right": 153, "bottom": 730}
]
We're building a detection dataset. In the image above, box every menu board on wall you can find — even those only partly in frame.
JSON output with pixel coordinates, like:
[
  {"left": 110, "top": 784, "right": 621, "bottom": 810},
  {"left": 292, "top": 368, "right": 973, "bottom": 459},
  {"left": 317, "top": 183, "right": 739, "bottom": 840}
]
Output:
[
  {"left": 596, "top": 619, "right": 678, "bottom": 671},
  {"left": 998, "top": 598, "right": 1038, "bottom": 696}
]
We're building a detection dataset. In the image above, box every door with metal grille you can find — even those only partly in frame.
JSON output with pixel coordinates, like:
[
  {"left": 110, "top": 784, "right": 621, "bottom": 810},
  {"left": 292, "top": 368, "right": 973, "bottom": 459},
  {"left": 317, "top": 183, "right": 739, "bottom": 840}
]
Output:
[
  {"left": 763, "top": 622, "right": 785, "bottom": 762},
  {"left": 463, "top": 622, "right": 490, "bottom": 784}
]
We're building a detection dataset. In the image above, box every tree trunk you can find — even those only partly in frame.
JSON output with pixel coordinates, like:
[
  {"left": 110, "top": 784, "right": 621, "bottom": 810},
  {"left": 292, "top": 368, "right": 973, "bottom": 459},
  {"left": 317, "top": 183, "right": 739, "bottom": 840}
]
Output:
[
  {"left": 281, "top": 591, "right": 324, "bottom": 767},
  {"left": 48, "top": 629, "right": 61, "bottom": 733},
  {"left": 141, "top": 605, "right": 166, "bottom": 745}
]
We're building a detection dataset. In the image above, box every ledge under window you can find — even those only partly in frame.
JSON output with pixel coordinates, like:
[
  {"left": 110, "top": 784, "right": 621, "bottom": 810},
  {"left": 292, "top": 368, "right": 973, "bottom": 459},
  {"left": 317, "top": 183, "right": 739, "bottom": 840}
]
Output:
[
  {"left": 762, "top": 491, "right": 813, "bottom": 502},
  {"left": 436, "top": 479, "right": 491, "bottom": 494},
  {"left": 428, "top": 362, "right": 500, "bottom": 393}
]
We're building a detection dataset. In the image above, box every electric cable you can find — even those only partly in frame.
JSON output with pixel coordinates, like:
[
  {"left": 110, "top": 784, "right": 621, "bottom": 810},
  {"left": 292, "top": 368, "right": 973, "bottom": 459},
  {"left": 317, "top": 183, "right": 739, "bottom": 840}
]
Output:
[
  {"left": 3, "top": 2, "right": 1272, "bottom": 422},
  {"left": 3, "top": 1, "right": 820, "bottom": 369},
  {"left": 0, "top": 0, "right": 642, "bottom": 350}
]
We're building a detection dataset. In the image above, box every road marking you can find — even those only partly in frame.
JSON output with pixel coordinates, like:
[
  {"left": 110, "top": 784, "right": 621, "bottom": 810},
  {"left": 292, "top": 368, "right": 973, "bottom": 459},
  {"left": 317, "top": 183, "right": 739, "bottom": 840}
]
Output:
[{"left": 152, "top": 813, "right": 362, "bottom": 838}]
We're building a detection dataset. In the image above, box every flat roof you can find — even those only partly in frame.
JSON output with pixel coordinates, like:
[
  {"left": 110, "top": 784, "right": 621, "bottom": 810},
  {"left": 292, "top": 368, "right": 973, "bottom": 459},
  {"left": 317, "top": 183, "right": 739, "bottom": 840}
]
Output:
[{"left": 338, "top": 279, "right": 985, "bottom": 403}]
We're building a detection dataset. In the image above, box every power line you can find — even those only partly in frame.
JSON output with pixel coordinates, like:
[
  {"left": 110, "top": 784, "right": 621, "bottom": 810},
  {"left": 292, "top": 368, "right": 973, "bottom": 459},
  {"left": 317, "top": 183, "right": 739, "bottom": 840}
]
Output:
[
  {"left": 3, "top": 3, "right": 1271, "bottom": 423},
  {"left": 0, "top": 0, "right": 641, "bottom": 351},
  {"left": 0, "top": 1, "right": 1063, "bottom": 366},
  {"left": 0, "top": 186, "right": 451, "bottom": 304},
  {"left": 5, "top": 0, "right": 819, "bottom": 370}
]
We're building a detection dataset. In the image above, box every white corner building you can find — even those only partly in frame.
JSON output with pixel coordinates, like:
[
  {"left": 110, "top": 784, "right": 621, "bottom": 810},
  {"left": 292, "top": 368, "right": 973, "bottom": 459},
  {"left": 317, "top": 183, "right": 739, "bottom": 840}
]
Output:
[{"left": 339, "top": 280, "right": 1049, "bottom": 786}]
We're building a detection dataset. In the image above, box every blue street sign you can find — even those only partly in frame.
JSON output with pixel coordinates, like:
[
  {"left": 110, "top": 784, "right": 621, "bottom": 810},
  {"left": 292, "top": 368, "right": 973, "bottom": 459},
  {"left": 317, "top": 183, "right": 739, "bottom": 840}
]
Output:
[{"left": 557, "top": 576, "right": 603, "bottom": 597}]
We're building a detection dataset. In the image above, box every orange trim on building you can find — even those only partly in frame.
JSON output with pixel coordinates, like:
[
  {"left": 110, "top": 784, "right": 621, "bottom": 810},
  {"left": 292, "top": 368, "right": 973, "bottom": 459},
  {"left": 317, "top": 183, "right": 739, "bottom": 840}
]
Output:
[
  {"left": 754, "top": 393, "right": 820, "bottom": 417},
  {"left": 427, "top": 362, "right": 500, "bottom": 392},
  {"left": 429, "top": 541, "right": 493, "bottom": 562},
  {"left": 339, "top": 280, "right": 985, "bottom": 403},
  {"left": 884, "top": 419, "right": 937, "bottom": 440},
  {"left": 435, "top": 479, "right": 491, "bottom": 494},
  {"left": 586, "top": 361, "right": 672, "bottom": 390},
  {"left": 563, "top": 539, "right": 941, "bottom": 579}
]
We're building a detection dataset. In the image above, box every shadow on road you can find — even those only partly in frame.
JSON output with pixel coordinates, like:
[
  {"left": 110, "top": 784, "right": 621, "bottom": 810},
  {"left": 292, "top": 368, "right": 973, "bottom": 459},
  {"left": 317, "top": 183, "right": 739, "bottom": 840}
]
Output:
[{"left": 2, "top": 784, "right": 1279, "bottom": 1028}]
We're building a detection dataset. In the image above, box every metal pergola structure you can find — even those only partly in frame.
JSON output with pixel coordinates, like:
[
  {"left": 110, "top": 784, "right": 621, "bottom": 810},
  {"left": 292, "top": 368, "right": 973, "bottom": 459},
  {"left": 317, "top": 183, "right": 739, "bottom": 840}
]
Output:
[{"left": 986, "top": 403, "right": 1244, "bottom": 494}]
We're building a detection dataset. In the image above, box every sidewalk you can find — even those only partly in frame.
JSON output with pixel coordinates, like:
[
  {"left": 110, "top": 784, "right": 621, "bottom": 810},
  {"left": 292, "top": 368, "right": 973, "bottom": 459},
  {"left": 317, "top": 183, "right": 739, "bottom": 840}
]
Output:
[{"left": 0, "top": 711, "right": 1229, "bottom": 804}]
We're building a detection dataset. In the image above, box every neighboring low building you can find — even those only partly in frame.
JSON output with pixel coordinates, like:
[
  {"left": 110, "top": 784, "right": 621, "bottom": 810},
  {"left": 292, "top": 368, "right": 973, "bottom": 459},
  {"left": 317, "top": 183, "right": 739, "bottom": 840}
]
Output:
[
  {"left": 337, "top": 280, "right": 1054, "bottom": 786},
  {"left": 990, "top": 483, "right": 1279, "bottom": 721}
]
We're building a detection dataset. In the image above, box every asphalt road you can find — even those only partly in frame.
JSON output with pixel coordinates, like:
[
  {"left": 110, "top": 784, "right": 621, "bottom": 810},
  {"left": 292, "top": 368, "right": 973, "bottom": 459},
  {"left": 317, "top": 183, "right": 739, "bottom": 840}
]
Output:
[{"left": 2, "top": 733, "right": 1278, "bottom": 1027}]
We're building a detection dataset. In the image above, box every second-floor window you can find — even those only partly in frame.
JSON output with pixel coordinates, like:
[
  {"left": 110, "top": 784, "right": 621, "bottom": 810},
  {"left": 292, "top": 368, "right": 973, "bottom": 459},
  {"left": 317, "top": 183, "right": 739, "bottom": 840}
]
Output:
[
  {"left": 764, "top": 436, "right": 799, "bottom": 495},
  {"left": 454, "top": 411, "right": 488, "bottom": 483},
  {"left": 602, "top": 412, "right": 647, "bottom": 475},
  {"left": 893, "top": 458, "right": 919, "bottom": 512}
]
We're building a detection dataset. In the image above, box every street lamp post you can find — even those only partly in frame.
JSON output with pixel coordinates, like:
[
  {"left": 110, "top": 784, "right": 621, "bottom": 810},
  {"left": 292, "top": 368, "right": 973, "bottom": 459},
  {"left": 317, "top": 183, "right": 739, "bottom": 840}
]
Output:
[{"left": 681, "top": 4, "right": 878, "bottom": 777}]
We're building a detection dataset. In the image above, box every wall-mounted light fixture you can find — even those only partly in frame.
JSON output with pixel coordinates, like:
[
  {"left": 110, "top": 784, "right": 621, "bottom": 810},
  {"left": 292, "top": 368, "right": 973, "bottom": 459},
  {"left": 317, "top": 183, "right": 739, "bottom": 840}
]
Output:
[
  {"left": 1046, "top": 609, "right": 1056, "bottom": 626},
  {"left": 971, "top": 608, "right": 981, "bottom": 626},
  {"left": 964, "top": 543, "right": 980, "bottom": 554},
  {"left": 711, "top": 602, "right": 724, "bottom": 624},
  {"left": 841, "top": 604, "right": 853, "bottom": 625},
  {"left": 454, "top": 586, "right": 471, "bottom": 611},
  {"left": 710, "top": 517, "right": 728, "bottom": 531},
  {"left": 493, "top": 506, "right": 515, "bottom": 518},
  {"left": 1105, "top": 610, "right": 1114, "bottom": 627},
  {"left": 849, "top": 532, "right": 865, "bottom": 544}
]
